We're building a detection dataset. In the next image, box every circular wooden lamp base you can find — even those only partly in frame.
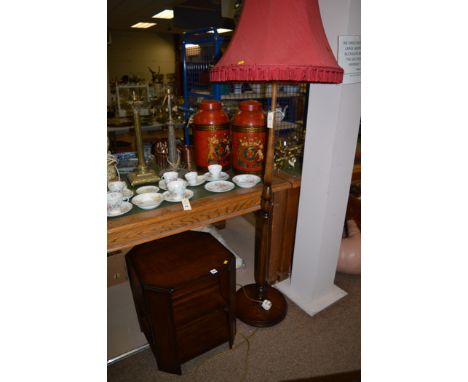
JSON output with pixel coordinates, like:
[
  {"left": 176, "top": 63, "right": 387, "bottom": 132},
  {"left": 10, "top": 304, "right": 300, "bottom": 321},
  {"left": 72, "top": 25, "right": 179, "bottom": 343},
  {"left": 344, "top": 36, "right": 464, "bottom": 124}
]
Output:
[{"left": 236, "top": 284, "right": 287, "bottom": 327}]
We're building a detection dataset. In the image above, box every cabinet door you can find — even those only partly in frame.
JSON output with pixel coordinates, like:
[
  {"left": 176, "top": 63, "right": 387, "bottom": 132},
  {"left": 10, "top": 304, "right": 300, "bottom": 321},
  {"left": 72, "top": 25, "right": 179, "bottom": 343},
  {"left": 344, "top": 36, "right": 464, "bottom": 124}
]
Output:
[
  {"left": 107, "top": 252, "right": 129, "bottom": 288},
  {"left": 176, "top": 310, "right": 231, "bottom": 363},
  {"left": 268, "top": 185, "right": 300, "bottom": 283}
]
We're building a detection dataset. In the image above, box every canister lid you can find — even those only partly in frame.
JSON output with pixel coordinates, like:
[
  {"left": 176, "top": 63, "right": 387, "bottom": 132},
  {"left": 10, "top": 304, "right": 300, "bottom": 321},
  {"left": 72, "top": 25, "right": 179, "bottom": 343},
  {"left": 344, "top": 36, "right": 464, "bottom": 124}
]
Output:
[
  {"left": 199, "top": 99, "right": 222, "bottom": 111},
  {"left": 239, "top": 100, "right": 262, "bottom": 112}
]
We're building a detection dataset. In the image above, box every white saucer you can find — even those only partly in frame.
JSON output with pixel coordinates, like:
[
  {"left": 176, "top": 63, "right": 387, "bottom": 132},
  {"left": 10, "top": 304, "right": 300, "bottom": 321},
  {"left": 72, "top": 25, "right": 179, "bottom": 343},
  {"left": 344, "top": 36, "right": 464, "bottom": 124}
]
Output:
[
  {"left": 107, "top": 201, "right": 133, "bottom": 217},
  {"left": 186, "top": 175, "right": 206, "bottom": 187},
  {"left": 204, "top": 172, "right": 230, "bottom": 182},
  {"left": 204, "top": 180, "right": 235, "bottom": 193},
  {"left": 159, "top": 178, "right": 186, "bottom": 191},
  {"left": 163, "top": 189, "right": 194, "bottom": 202}
]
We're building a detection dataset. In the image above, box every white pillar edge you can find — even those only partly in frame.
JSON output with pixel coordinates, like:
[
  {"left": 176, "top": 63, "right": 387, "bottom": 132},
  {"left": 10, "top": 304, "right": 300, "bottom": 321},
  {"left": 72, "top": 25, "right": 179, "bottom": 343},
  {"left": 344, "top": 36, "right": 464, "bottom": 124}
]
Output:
[{"left": 275, "top": 279, "right": 347, "bottom": 317}]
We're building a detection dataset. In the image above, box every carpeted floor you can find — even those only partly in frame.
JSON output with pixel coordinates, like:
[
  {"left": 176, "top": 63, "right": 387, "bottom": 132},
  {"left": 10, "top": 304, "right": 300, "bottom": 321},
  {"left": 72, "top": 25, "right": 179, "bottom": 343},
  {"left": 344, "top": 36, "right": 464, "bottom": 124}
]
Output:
[
  {"left": 107, "top": 272, "right": 360, "bottom": 382},
  {"left": 108, "top": 216, "right": 360, "bottom": 381}
]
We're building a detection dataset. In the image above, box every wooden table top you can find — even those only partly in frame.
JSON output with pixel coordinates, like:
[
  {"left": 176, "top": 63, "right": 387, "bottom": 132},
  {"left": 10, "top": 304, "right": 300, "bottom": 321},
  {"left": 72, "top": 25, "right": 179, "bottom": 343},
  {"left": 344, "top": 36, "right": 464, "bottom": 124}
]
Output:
[{"left": 107, "top": 174, "right": 294, "bottom": 252}]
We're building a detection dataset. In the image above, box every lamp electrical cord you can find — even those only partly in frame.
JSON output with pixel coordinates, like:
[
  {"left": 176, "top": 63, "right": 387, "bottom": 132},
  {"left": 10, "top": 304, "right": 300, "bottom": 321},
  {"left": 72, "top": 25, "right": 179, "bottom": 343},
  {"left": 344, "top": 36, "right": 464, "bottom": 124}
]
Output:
[
  {"left": 236, "top": 283, "right": 263, "bottom": 303},
  {"left": 192, "top": 284, "right": 261, "bottom": 382},
  {"left": 193, "top": 328, "right": 258, "bottom": 382}
]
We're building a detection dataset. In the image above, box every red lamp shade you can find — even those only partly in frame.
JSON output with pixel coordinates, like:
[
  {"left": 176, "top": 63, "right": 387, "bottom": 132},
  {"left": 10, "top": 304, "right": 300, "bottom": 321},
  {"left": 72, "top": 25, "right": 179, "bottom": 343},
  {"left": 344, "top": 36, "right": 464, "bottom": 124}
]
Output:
[{"left": 210, "top": 0, "right": 343, "bottom": 83}]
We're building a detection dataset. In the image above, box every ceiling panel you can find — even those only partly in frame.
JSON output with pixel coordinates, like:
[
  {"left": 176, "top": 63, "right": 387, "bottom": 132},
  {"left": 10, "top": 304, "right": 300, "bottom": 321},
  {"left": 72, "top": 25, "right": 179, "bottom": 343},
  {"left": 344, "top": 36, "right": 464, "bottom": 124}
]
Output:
[{"left": 107, "top": 0, "right": 227, "bottom": 33}]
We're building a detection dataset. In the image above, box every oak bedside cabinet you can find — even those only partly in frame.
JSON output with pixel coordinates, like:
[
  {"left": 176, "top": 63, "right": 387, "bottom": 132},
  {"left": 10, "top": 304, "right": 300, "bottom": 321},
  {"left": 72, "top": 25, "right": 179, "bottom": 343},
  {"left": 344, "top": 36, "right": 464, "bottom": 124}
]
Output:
[{"left": 125, "top": 231, "right": 236, "bottom": 375}]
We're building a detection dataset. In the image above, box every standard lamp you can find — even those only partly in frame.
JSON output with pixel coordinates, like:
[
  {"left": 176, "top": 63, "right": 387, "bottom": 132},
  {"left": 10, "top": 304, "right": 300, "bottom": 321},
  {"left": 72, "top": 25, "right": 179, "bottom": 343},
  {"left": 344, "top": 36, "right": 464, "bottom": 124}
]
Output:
[
  {"left": 210, "top": 0, "right": 344, "bottom": 327},
  {"left": 127, "top": 91, "right": 160, "bottom": 186}
]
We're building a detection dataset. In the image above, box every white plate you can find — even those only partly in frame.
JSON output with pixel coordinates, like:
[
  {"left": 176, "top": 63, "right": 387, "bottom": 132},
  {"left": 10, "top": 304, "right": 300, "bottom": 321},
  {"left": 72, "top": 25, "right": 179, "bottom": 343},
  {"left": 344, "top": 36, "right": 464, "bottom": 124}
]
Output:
[
  {"left": 158, "top": 178, "right": 186, "bottom": 191},
  {"left": 122, "top": 188, "right": 134, "bottom": 199},
  {"left": 204, "top": 180, "right": 235, "bottom": 193},
  {"left": 163, "top": 189, "right": 194, "bottom": 202},
  {"left": 107, "top": 201, "right": 133, "bottom": 217},
  {"left": 204, "top": 172, "right": 230, "bottom": 182},
  {"left": 136, "top": 185, "right": 159, "bottom": 194},
  {"left": 232, "top": 174, "right": 261, "bottom": 188},
  {"left": 186, "top": 175, "right": 206, "bottom": 187},
  {"left": 132, "top": 192, "right": 164, "bottom": 210}
]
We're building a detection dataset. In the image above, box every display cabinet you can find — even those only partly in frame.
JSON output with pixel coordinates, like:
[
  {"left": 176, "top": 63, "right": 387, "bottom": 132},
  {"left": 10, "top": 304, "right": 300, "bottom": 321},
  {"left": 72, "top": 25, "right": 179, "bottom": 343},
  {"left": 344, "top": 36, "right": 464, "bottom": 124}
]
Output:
[
  {"left": 181, "top": 27, "right": 226, "bottom": 144},
  {"left": 180, "top": 32, "right": 308, "bottom": 171},
  {"left": 215, "top": 82, "right": 308, "bottom": 171},
  {"left": 115, "top": 84, "right": 150, "bottom": 117}
]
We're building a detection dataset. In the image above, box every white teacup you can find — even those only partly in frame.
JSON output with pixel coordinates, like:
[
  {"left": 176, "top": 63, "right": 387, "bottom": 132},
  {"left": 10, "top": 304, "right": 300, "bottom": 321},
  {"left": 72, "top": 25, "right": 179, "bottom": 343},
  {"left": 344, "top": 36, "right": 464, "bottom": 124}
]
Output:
[
  {"left": 208, "top": 164, "right": 222, "bottom": 179},
  {"left": 108, "top": 180, "right": 126, "bottom": 193},
  {"left": 162, "top": 171, "right": 178, "bottom": 184},
  {"left": 167, "top": 179, "right": 186, "bottom": 200},
  {"left": 184, "top": 171, "right": 198, "bottom": 186},
  {"left": 107, "top": 192, "right": 124, "bottom": 215}
]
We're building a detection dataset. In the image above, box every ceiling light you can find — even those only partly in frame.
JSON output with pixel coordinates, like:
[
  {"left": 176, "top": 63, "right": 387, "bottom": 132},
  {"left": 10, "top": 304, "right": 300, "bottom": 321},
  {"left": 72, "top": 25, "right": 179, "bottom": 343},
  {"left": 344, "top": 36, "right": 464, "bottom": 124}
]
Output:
[
  {"left": 131, "top": 22, "right": 156, "bottom": 29},
  {"left": 152, "top": 10, "right": 174, "bottom": 19},
  {"left": 185, "top": 44, "right": 201, "bottom": 57},
  {"left": 207, "top": 28, "right": 233, "bottom": 34}
]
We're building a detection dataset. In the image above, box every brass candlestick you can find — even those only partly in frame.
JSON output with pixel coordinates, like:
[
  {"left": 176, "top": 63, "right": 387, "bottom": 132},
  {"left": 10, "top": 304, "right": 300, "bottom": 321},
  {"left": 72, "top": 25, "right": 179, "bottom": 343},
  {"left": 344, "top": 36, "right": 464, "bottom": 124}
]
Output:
[
  {"left": 165, "top": 87, "right": 180, "bottom": 170},
  {"left": 158, "top": 87, "right": 189, "bottom": 176},
  {"left": 127, "top": 92, "right": 160, "bottom": 186}
]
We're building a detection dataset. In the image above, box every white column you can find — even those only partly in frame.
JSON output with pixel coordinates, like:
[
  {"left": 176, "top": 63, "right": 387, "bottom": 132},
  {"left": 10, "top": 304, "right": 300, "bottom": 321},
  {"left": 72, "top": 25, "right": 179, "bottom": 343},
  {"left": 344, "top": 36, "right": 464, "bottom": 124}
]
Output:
[{"left": 276, "top": 0, "right": 361, "bottom": 316}]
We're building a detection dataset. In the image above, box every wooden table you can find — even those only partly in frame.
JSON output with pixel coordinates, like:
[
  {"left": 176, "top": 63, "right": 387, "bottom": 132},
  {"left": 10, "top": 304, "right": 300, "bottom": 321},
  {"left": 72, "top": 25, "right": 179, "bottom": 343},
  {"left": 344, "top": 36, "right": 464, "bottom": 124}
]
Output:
[{"left": 108, "top": 171, "right": 301, "bottom": 284}]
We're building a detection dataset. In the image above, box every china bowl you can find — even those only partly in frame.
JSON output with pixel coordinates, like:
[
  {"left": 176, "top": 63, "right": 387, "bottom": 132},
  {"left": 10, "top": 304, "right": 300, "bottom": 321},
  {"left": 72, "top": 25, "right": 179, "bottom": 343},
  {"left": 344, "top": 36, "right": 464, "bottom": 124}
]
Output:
[
  {"left": 136, "top": 185, "right": 159, "bottom": 194},
  {"left": 232, "top": 174, "right": 261, "bottom": 188},
  {"left": 131, "top": 192, "right": 164, "bottom": 210}
]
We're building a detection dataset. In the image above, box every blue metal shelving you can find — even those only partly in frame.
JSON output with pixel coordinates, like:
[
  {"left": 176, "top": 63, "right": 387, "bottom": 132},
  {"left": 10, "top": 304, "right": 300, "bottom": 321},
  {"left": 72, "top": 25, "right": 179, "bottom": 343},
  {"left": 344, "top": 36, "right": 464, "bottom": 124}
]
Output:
[{"left": 181, "top": 27, "right": 225, "bottom": 145}]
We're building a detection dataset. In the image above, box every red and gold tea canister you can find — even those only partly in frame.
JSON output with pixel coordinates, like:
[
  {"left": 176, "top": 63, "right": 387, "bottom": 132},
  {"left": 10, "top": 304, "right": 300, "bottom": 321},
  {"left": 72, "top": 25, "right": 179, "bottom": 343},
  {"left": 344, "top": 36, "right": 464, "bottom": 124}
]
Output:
[
  {"left": 231, "top": 100, "right": 267, "bottom": 175},
  {"left": 192, "top": 100, "right": 231, "bottom": 172}
]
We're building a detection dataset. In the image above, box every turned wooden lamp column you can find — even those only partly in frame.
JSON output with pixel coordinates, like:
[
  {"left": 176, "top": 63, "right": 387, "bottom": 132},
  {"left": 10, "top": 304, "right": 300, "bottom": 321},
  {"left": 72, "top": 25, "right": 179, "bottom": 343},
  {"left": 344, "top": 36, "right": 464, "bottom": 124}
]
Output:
[
  {"left": 238, "top": 83, "right": 287, "bottom": 327},
  {"left": 210, "top": 0, "right": 344, "bottom": 327}
]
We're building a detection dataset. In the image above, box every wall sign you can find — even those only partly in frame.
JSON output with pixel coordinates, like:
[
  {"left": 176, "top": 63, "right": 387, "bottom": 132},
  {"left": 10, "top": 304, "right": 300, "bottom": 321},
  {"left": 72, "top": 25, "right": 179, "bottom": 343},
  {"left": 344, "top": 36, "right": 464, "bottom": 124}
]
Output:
[{"left": 338, "top": 35, "right": 361, "bottom": 84}]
